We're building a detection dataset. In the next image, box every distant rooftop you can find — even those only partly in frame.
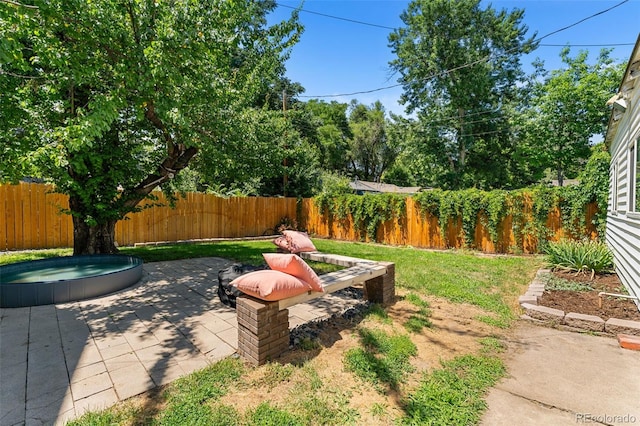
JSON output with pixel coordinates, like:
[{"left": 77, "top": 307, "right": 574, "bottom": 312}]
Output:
[{"left": 350, "top": 180, "right": 422, "bottom": 195}]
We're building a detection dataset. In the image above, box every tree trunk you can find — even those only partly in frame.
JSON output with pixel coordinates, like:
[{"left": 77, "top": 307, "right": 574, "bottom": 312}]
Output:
[
  {"left": 557, "top": 167, "right": 564, "bottom": 187},
  {"left": 69, "top": 195, "right": 119, "bottom": 255},
  {"left": 72, "top": 217, "right": 118, "bottom": 255}
]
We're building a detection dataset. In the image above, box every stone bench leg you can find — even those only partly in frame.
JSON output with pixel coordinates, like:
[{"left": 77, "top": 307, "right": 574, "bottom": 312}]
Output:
[
  {"left": 236, "top": 296, "right": 290, "bottom": 366},
  {"left": 364, "top": 262, "right": 395, "bottom": 305}
]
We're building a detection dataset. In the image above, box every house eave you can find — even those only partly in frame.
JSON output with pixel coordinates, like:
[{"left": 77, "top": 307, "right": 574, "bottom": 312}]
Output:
[{"left": 605, "top": 33, "right": 640, "bottom": 150}]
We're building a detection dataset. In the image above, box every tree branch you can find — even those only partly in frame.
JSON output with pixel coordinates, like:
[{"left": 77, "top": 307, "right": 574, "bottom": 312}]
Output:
[
  {"left": 126, "top": 0, "right": 141, "bottom": 45},
  {"left": 144, "top": 100, "right": 175, "bottom": 156},
  {"left": 0, "top": 70, "right": 41, "bottom": 79},
  {"left": 123, "top": 146, "right": 198, "bottom": 209},
  {"left": 0, "top": 0, "right": 38, "bottom": 9}
]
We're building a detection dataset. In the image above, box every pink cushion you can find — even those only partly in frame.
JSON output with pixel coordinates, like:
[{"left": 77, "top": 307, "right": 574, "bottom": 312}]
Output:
[
  {"left": 273, "top": 236, "right": 290, "bottom": 252},
  {"left": 263, "top": 253, "right": 324, "bottom": 293},
  {"left": 231, "top": 270, "right": 311, "bottom": 301},
  {"left": 283, "top": 230, "right": 317, "bottom": 253}
]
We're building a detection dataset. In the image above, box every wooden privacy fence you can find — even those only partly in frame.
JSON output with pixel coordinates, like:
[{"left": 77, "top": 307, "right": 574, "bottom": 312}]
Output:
[
  {"left": 0, "top": 183, "right": 297, "bottom": 251},
  {"left": 1, "top": 183, "right": 598, "bottom": 253},
  {"left": 299, "top": 197, "right": 599, "bottom": 254}
]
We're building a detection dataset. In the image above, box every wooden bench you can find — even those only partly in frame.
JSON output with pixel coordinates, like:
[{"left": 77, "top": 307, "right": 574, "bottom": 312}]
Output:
[{"left": 236, "top": 253, "right": 395, "bottom": 365}]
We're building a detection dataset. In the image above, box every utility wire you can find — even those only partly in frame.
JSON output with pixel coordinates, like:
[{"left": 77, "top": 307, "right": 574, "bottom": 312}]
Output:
[
  {"left": 276, "top": 2, "right": 396, "bottom": 30},
  {"left": 540, "top": 43, "right": 634, "bottom": 47},
  {"left": 535, "top": 0, "right": 629, "bottom": 43},
  {"left": 290, "top": 0, "right": 631, "bottom": 99}
]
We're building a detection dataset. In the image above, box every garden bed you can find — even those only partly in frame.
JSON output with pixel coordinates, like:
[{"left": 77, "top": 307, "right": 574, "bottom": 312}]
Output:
[{"left": 538, "top": 270, "right": 640, "bottom": 322}]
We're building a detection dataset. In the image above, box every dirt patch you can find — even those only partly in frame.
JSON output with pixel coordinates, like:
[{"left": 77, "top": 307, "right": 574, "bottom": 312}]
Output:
[
  {"left": 216, "top": 292, "right": 501, "bottom": 424},
  {"left": 537, "top": 270, "right": 640, "bottom": 321},
  {"left": 119, "top": 292, "right": 505, "bottom": 424}
]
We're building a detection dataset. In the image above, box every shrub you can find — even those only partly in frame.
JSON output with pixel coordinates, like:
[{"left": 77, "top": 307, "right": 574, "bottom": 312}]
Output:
[{"left": 544, "top": 239, "right": 613, "bottom": 277}]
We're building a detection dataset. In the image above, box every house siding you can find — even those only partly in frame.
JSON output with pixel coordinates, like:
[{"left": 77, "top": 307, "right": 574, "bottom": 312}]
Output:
[{"left": 606, "top": 38, "right": 640, "bottom": 309}]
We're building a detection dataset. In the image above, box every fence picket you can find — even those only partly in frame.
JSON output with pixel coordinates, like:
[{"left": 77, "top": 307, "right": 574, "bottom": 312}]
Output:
[{"left": 0, "top": 183, "right": 598, "bottom": 253}]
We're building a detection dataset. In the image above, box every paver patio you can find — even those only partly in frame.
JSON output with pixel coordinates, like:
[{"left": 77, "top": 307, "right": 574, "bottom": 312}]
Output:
[{"left": 0, "top": 257, "right": 359, "bottom": 426}]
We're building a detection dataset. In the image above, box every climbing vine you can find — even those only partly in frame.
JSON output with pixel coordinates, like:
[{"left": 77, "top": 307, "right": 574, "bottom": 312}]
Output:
[
  {"left": 314, "top": 192, "right": 406, "bottom": 241},
  {"left": 313, "top": 150, "right": 608, "bottom": 253}
]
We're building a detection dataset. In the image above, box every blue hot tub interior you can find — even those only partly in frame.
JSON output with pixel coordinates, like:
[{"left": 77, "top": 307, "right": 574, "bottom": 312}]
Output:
[{"left": 0, "top": 255, "right": 143, "bottom": 308}]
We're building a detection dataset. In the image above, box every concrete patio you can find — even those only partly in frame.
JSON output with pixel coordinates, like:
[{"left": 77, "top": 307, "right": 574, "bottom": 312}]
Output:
[{"left": 0, "top": 257, "right": 359, "bottom": 425}]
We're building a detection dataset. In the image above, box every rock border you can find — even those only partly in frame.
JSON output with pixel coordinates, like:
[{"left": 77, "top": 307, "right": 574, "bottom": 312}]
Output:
[{"left": 519, "top": 269, "right": 640, "bottom": 336}]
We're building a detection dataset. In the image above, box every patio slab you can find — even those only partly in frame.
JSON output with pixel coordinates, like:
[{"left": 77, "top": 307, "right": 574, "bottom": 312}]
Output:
[{"left": 0, "top": 257, "right": 361, "bottom": 425}]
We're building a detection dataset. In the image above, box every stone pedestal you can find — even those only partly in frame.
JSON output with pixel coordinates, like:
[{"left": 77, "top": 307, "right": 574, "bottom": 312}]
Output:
[
  {"left": 236, "top": 296, "right": 290, "bottom": 366},
  {"left": 363, "top": 262, "right": 395, "bottom": 305}
]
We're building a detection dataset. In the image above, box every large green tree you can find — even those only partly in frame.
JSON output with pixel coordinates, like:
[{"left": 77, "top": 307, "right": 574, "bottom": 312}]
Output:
[
  {"left": 347, "top": 101, "right": 396, "bottom": 182},
  {"left": 303, "top": 100, "right": 352, "bottom": 172},
  {"left": 388, "top": 0, "right": 536, "bottom": 189},
  {"left": 0, "top": 0, "right": 300, "bottom": 254},
  {"left": 522, "top": 48, "right": 623, "bottom": 186}
]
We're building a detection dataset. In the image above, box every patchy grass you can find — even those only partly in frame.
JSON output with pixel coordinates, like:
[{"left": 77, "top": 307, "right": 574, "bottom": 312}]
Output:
[
  {"left": 67, "top": 357, "right": 244, "bottom": 426},
  {"left": 400, "top": 354, "right": 506, "bottom": 425},
  {"left": 344, "top": 328, "right": 417, "bottom": 392},
  {"left": 403, "top": 293, "right": 433, "bottom": 333},
  {"left": 364, "top": 303, "right": 392, "bottom": 324}
]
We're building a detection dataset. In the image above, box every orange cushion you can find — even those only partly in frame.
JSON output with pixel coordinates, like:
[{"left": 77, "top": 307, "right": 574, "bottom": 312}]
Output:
[
  {"left": 263, "top": 253, "right": 324, "bottom": 293},
  {"left": 231, "top": 270, "right": 311, "bottom": 301},
  {"left": 283, "top": 230, "right": 317, "bottom": 253}
]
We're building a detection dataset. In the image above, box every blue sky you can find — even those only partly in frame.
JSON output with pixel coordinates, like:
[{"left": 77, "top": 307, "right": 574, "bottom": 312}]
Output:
[{"left": 268, "top": 0, "right": 640, "bottom": 116}]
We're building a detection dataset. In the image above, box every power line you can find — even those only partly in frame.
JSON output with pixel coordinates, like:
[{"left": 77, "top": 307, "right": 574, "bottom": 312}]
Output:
[
  {"left": 535, "top": 0, "right": 629, "bottom": 43},
  {"left": 276, "top": 2, "right": 396, "bottom": 30},
  {"left": 293, "top": 0, "right": 631, "bottom": 99},
  {"left": 539, "top": 43, "right": 634, "bottom": 47}
]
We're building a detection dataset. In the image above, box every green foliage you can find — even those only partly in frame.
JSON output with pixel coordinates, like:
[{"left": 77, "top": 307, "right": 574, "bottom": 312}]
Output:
[
  {"left": 66, "top": 404, "right": 142, "bottom": 426},
  {"left": 287, "top": 365, "right": 359, "bottom": 425},
  {"left": 577, "top": 144, "right": 611, "bottom": 237},
  {"left": 252, "top": 363, "right": 296, "bottom": 389},
  {"left": 303, "top": 100, "right": 352, "bottom": 171},
  {"left": 389, "top": 0, "right": 536, "bottom": 190},
  {"left": 0, "top": 249, "right": 72, "bottom": 266},
  {"left": 411, "top": 182, "right": 602, "bottom": 251},
  {"left": 479, "top": 337, "right": 506, "bottom": 355},
  {"left": 381, "top": 163, "right": 416, "bottom": 187},
  {"left": 544, "top": 239, "right": 614, "bottom": 276},
  {"left": 522, "top": 49, "right": 623, "bottom": 184},
  {"left": 0, "top": 1, "right": 301, "bottom": 253},
  {"left": 404, "top": 315, "right": 433, "bottom": 333},
  {"left": 404, "top": 293, "right": 429, "bottom": 309},
  {"left": 317, "top": 171, "right": 354, "bottom": 197},
  {"left": 401, "top": 355, "right": 505, "bottom": 425},
  {"left": 347, "top": 101, "right": 397, "bottom": 182},
  {"left": 414, "top": 188, "right": 510, "bottom": 247},
  {"left": 315, "top": 192, "right": 406, "bottom": 241},
  {"left": 475, "top": 315, "right": 511, "bottom": 329},
  {"left": 209, "top": 405, "right": 242, "bottom": 426},
  {"left": 344, "top": 328, "right": 417, "bottom": 392},
  {"left": 544, "top": 276, "right": 593, "bottom": 292}
]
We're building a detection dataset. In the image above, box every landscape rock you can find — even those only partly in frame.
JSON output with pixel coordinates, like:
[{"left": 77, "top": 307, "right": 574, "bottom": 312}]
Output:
[
  {"left": 521, "top": 303, "right": 564, "bottom": 323},
  {"left": 605, "top": 318, "right": 640, "bottom": 336},
  {"left": 563, "top": 312, "right": 604, "bottom": 332}
]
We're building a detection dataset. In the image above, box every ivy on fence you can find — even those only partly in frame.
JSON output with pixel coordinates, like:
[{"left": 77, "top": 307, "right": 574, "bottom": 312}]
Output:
[
  {"left": 313, "top": 177, "right": 605, "bottom": 253},
  {"left": 315, "top": 192, "right": 406, "bottom": 241}
]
